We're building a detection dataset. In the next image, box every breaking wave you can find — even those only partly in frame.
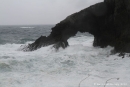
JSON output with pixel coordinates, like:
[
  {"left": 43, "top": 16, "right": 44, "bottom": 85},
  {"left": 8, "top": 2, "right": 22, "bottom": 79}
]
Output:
[
  {"left": 0, "top": 35, "right": 129, "bottom": 87},
  {"left": 20, "top": 27, "right": 35, "bottom": 29}
]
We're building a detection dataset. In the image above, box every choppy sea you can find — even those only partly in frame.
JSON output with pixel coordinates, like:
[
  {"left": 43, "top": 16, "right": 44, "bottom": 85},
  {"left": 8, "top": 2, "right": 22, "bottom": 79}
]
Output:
[{"left": 0, "top": 25, "right": 129, "bottom": 87}]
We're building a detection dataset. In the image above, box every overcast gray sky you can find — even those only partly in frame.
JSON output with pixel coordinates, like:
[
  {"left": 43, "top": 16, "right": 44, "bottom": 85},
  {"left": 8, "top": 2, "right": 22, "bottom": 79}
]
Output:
[{"left": 0, "top": 0, "right": 103, "bottom": 25}]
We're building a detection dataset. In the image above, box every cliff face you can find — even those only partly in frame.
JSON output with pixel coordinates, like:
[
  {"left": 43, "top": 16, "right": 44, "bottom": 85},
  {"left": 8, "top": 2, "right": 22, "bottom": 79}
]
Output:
[
  {"left": 97, "top": 0, "right": 130, "bottom": 53},
  {"left": 113, "top": 0, "right": 130, "bottom": 52}
]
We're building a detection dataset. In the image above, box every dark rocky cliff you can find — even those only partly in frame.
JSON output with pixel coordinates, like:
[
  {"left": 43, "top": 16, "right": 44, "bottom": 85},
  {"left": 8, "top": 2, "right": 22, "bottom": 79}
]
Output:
[{"left": 22, "top": 0, "right": 130, "bottom": 54}]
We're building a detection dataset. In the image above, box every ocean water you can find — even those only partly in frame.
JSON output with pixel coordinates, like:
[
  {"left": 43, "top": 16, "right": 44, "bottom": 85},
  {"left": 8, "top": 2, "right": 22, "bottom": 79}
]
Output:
[
  {"left": 0, "top": 25, "right": 53, "bottom": 44},
  {"left": 0, "top": 25, "right": 130, "bottom": 87}
]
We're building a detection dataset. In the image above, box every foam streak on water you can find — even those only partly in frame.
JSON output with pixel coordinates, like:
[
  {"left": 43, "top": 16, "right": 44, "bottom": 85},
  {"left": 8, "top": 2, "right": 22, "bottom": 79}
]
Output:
[{"left": 0, "top": 35, "right": 130, "bottom": 87}]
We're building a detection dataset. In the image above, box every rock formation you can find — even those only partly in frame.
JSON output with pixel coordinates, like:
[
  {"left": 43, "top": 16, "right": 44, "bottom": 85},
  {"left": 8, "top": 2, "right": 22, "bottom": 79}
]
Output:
[{"left": 22, "top": 0, "right": 130, "bottom": 54}]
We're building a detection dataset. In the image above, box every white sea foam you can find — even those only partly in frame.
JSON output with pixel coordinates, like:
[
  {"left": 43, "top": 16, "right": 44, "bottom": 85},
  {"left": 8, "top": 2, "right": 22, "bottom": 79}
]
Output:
[
  {"left": 0, "top": 35, "right": 129, "bottom": 87},
  {"left": 20, "top": 27, "right": 35, "bottom": 29}
]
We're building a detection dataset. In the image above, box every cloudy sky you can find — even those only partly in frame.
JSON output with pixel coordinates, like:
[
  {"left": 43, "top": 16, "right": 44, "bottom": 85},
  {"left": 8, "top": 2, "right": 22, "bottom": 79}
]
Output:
[{"left": 0, "top": 0, "right": 103, "bottom": 25}]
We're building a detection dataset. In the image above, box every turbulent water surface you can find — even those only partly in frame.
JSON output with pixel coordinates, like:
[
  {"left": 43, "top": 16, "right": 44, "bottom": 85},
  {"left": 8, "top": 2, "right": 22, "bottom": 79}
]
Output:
[{"left": 0, "top": 25, "right": 130, "bottom": 87}]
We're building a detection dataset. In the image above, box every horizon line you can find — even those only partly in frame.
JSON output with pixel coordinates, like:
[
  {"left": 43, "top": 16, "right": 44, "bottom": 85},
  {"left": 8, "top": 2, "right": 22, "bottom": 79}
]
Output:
[{"left": 0, "top": 24, "right": 55, "bottom": 26}]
